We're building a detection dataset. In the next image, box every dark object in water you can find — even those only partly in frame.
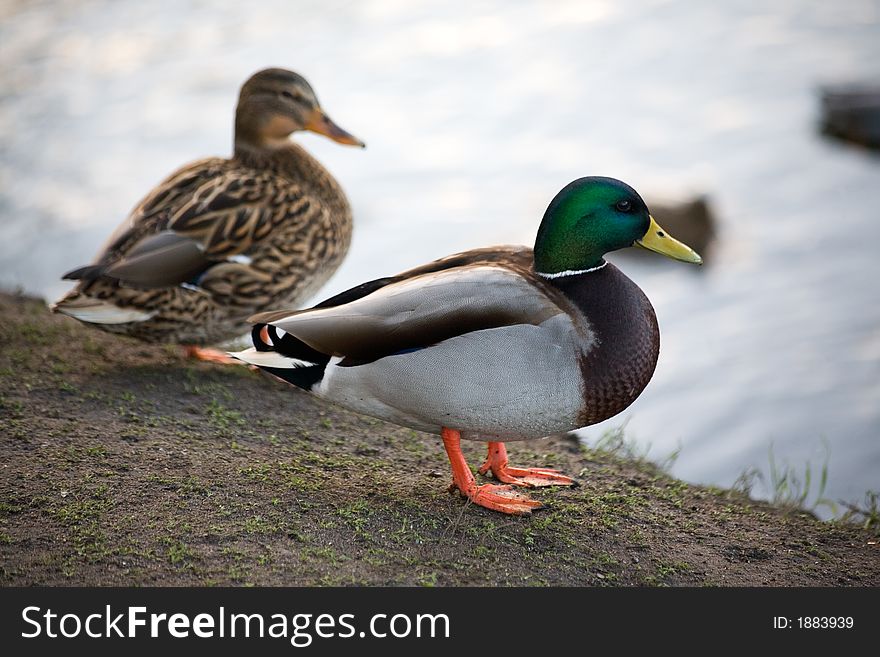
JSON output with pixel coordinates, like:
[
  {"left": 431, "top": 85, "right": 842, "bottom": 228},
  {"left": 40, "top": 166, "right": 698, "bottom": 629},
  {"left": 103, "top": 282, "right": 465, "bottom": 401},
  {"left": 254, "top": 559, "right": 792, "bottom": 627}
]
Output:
[
  {"left": 616, "top": 195, "right": 716, "bottom": 265},
  {"left": 820, "top": 84, "right": 880, "bottom": 150}
]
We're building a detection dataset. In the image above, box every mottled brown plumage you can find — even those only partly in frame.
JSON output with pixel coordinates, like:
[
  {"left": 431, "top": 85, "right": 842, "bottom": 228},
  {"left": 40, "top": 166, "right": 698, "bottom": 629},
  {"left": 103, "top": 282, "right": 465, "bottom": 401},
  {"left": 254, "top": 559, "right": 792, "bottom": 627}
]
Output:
[{"left": 53, "top": 68, "right": 363, "bottom": 347}]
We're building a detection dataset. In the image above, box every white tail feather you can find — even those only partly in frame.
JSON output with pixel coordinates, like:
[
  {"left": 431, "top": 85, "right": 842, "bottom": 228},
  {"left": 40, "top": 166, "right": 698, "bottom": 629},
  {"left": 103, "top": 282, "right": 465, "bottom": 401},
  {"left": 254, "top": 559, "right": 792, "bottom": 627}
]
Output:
[
  {"left": 54, "top": 299, "right": 155, "bottom": 324},
  {"left": 228, "top": 347, "right": 312, "bottom": 369}
]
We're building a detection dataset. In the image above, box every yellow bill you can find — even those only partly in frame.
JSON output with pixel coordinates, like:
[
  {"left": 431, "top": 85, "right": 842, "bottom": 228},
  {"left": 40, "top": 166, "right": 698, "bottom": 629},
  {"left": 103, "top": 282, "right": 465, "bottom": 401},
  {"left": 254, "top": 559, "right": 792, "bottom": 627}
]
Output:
[{"left": 635, "top": 215, "right": 703, "bottom": 264}]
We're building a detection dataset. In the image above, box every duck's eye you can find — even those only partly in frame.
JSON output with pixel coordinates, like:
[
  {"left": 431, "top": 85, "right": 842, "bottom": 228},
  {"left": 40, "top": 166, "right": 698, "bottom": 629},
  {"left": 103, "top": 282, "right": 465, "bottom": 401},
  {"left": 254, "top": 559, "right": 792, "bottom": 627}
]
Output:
[
  {"left": 281, "top": 90, "right": 302, "bottom": 102},
  {"left": 615, "top": 200, "right": 633, "bottom": 212}
]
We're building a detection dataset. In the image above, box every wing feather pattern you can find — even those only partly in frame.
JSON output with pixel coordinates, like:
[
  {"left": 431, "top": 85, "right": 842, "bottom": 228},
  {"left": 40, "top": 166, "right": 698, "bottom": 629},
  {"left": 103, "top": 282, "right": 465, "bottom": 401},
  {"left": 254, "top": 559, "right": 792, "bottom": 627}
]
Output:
[{"left": 256, "top": 263, "right": 565, "bottom": 364}]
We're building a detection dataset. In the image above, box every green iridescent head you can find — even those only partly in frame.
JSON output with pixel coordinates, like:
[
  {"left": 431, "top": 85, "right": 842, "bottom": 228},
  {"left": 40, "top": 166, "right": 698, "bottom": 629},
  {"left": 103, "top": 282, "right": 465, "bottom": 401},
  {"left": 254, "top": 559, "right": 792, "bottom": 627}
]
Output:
[{"left": 533, "top": 176, "right": 702, "bottom": 274}]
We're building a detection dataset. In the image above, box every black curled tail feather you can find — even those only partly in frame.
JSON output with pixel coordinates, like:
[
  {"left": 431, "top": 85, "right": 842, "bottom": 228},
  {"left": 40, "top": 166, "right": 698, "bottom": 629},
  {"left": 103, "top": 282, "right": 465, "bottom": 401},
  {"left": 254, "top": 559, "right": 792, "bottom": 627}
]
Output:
[
  {"left": 251, "top": 323, "right": 331, "bottom": 365},
  {"left": 250, "top": 322, "right": 329, "bottom": 392},
  {"left": 252, "top": 323, "right": 274, "bottom": 351}
]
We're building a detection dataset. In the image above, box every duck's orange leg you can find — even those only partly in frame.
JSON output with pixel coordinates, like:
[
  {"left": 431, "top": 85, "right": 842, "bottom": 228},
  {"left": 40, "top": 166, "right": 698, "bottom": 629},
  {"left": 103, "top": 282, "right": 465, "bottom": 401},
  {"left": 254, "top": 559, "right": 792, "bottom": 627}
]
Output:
[
  {"left": 441, "top": 428, "right": 543, "bottom": 515},
  {"left": 478, "top": 441, "right": 576, "bottom": 488},
  {"left": 183, "top": 345, "right": 241, "bottom": 365}
]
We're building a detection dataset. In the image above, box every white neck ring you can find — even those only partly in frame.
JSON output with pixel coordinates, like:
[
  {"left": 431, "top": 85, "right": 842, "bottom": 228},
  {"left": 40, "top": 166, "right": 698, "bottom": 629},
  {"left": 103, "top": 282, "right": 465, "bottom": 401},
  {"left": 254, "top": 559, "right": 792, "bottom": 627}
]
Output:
[{"left": 535, "top": 260, "right": 607, "bottom": 279}]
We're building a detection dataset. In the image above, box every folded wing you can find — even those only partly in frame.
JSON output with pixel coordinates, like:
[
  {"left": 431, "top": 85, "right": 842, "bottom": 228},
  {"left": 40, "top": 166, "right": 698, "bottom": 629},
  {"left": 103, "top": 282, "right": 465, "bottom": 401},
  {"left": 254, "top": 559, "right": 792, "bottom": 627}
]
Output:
[
  {"left": 62, "top": 159, "right": 319, "bottom": 290},
  {"left": 256, "top": 263, "right": 566, "bottom": 364}
]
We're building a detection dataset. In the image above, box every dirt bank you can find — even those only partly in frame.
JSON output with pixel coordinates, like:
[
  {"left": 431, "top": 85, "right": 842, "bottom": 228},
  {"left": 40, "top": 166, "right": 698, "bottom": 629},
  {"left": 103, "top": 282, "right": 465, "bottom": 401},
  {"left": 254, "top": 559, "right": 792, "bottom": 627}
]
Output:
[{"left": 0, "top": 292, "right": 876, "bottom": 586}]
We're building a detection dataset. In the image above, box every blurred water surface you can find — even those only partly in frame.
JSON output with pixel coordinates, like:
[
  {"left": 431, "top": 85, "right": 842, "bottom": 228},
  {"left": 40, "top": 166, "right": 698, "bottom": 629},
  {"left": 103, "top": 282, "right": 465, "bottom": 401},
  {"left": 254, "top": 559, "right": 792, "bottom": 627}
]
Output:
[{"left": 1, "top": 0, "right": 878, "bottom": 513}]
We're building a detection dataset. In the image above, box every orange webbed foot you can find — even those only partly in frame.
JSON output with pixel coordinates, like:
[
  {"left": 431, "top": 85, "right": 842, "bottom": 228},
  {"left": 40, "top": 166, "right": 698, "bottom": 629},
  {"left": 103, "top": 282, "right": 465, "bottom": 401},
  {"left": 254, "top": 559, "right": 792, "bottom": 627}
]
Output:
[
  {"left": 478, "top": 441, "right": 576, "bottom": 488},
  {"left": 183, "top": 346, "right": 242, "bottom": 365},
  {"left": 467, "top": 483, "right": 544, "bottom": 515},
  {"left": 441, "top": 428, "right": 545, "bottom": 515}
]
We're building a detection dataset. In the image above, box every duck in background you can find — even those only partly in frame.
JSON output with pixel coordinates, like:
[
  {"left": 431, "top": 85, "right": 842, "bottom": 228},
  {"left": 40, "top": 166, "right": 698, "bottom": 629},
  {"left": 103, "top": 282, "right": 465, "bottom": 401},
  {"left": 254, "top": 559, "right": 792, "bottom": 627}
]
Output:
[
  {"left": 234, "top": 177, "right": 702, "bottom": 514},
  {"left": 53, "top": 68, "right": 364, "bottom": 362}
]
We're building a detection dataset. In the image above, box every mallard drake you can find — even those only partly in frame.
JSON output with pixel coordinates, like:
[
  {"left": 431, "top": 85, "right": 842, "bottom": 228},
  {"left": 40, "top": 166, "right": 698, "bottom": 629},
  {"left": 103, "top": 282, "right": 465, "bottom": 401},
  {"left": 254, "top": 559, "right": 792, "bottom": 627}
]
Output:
[
  {"left": 52, "top": 68, "right": 363, "bottom": 362},
  {"left": 234, "top": 177, "right": 702, "bottom": 514}
]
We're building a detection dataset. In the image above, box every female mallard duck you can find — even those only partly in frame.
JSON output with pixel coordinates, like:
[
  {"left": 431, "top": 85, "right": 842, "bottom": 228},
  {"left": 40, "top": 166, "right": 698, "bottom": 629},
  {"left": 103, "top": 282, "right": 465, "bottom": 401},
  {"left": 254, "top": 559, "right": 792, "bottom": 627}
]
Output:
[
  {"left": 52, "top": 68, "right": 363, "bottom": 362},
  {"left": 234, "top": 177, "right": 702, "bottom": 514}
]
